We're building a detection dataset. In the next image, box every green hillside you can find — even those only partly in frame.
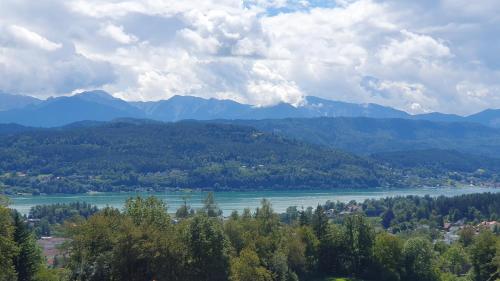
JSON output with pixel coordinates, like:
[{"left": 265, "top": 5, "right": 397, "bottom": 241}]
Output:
[
  {"left": 220, "top": 117, "right": 500, "bottom": 156},
  {"left": 0, "top": 121, "right": 393, "bottom": 194}
]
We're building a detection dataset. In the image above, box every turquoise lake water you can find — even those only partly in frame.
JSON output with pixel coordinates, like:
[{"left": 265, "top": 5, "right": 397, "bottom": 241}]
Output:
[{"left": 9, "top": 187, "right": 499, "bottom": 215}]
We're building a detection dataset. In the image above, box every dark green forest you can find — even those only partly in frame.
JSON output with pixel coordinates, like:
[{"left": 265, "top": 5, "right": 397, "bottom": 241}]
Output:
[
  {"left": 220, "top": 117, "right": 500, "bottom": 156},
  {"left": 0, "top": 121, "right": 498, "bottom": 195},
  {"left": 1, "top": 192, "right": 499, "bottom": 281},
  {"left": 0, "top": 121, "right": 392, "bottom": 194}
]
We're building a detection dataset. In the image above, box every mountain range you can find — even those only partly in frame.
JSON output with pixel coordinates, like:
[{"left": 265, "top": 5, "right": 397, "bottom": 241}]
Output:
[{"left": 0, "top": 90, "right": 499, "bottom": 128}]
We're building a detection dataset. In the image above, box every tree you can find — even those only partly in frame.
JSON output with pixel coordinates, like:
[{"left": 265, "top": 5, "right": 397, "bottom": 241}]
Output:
[
  {"left": 255, "top": 199, "right": 279, "bottom": 236},
  {"left": 402, "top": 238, "right": 439, "bottom": 281},
  {"left": 286, "top": 228, "right": 307, "bottom": 275},
  {"left": 269, "top": 249, "right": 299, "bottom": 281},
  {"left": 176, "top": 196, "right": 191, "bottom": 219},
  {"left": 439, "top": 244, "right": 469, "bottom": 276},
  {"left": 124, "top": 196, "right": 170, "bottom": 229},
  {"left": 373, "top": 232, "right": 403, "bottom": 281},
  {"left": 297, "top": 226, "right": 319, "bottom": 272},
  {"left": 12, "top": 211, "right": 42, "bottom": 281},
  {"left": 312, "top": 205, "right": 328, "bottom": 238},
  {"left": 185, "top": 214, "right": 230, "bottom": 281},
  {"left": 318, "top": 225, "right": 346, "bottom": 275},
  {"left": 382, "top": 208, "right": 395, "bottom": 229},
  {"left": 230, "top": 248, "right": 273, "bottom": 281},
  {"left": 0, "top": 205, "right": 18, "bottom": 281},
  {"left": 299, "top": 207, "right": 313, "bottom": 226},
  {"left": 343, "top": 214, "right": 374, "bottom": 276},
  {"left": 67, "top": 208, "right": 121, "bottom": 281},
  {"left": 469, "top": 230, "right": 497, "bottom": 281},
  {"left": 200, "top": 192, "right": 222, "bottom": 218},
  {"left": 459, "top": 225, "right": 475, "bottom": 246}
]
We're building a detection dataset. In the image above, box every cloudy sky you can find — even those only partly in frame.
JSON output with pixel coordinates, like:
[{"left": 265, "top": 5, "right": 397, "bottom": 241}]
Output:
[{"left": 1, "top": 0, "right": 499, "bottom": 115}]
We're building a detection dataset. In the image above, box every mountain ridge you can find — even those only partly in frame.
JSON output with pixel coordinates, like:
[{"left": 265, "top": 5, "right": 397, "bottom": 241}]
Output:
[{"left": 0, "top": 90, "right": 499, "bottom": 127}]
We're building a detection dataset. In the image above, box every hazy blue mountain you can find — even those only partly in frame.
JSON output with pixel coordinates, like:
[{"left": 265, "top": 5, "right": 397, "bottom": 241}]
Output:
[
  {"left": 1, "top": 90, "right": 500, "bottom": 128},
  {"left": 130, "top": 95, "right": 410, "bottom": 121},
  {"left": 0, "top": 91, "right": 144, "bottom": 127},
  {"left": 132, "top": 95, "right": 253, "bottom": 121},
  {"left": 73, "top": 90, "right": 140, "bottom": 113},
  {"left": 302, "top": 96, "right": 410, "bottom": 118},
  {"left": 412, "top": 112, "right": 464, "bottom": 123},
  {"left": 466, "top": 109, "right": 500, "bottom": 128},
  {"left": 217, "top": 117, "right": 500, "bottom": 156},
  {"left": 0, "top": 92, "right": 41, "bottom": 111}
]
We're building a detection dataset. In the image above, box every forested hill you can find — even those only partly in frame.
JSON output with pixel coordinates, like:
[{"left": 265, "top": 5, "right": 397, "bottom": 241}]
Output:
[
  {"left": 218, "top": 117, "right": 500, "bottom": 156},
  {"left": 0, "top": 121, "right": 394, "bottom": 194},
  {"left": 372, "top": 149, "right": 500, "bottom": 175}
]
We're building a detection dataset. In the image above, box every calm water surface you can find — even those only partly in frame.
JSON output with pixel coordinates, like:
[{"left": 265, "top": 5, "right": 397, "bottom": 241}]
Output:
[{"left": 9, "top": 187, "right": 499, "bottom": 215}]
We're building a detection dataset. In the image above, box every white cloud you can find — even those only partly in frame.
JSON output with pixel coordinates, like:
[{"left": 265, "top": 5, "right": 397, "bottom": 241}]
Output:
[
  {"left": 99, "top": 24, "right": 138, "bottom": 44},
  {"left": 0, "top": 0, "right": 500, "bottom": 114},
  {"left": 8, "top": 25, "right": 62, "bottom": 51},
  {"left": 378, "top": 30, "right": 451, "bottom": 65},
  {"left": 362, "top": 77, "right": 437, "bottom": 113}
]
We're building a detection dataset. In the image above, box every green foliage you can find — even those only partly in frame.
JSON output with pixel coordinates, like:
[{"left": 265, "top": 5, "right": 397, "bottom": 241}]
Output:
[
  {"left": 438, "top": 244, "right": 469, "bottom": 276},
  {"left": 185, "top": 214, "right": 230, "bottom": 281},
  {"left": 402, "top": 238, "right": 439, "bottom": 281},
  {"left": 124, "top": 196, "right": 170, "bottom": 229},
  {"left": 34, "top": 267, "right": 69, "bottom": 281},
  {"left": 0, "top": 122, "right": 391, "bottom": 194},
  {"left": 342, "top": 215, "right": 374, "bottom": 276},
  {"left": 358, "top": 193, "right": 500, "bottom": 232},
  {"left": 28, "top": 202, "right": 98, "bottom": 237},
  {"left": 12, "top": 212, "right": 42, "bottom": 281},
  {"left": 0, "top": 205, "right": 18, "bottom": 281},
  {"left": 3, "top": 193, "right": 500, "bottom": 281},
  {"left": 223, "top": 117, "right": 500, "bottom": 157},
  {"left": 469, "top": 230, "right": 498, "bottom": 281},
  {"left": 199, "top": 192, "right": 222, "bottom": 217},
  {"left": 230, "top": 248, "right": 273, "bottom": 281},
  {"left": 373, "top": 233, "right": 403, "bottom": 281},
  {"left": 312, "top": 206, "right": 329, "bottom": 238},
  {"left": 0, "top": 205, "right": 47, "bottom": 281}
]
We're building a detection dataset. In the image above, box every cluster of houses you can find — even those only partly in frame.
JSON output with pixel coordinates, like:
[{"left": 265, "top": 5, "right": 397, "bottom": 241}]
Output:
[
  {"left": 442, "top": 219, "right": 499, "bottom": 244},
  {"left": 325, "top": 203, "right": 363, "bottom": 218}
]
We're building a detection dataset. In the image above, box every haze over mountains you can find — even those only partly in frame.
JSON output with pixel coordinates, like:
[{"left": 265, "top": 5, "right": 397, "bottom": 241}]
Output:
[
  {"left": 1, "top": 90, "right": 499, "bottom": 128},
  {"left": 1, "top": 90, "right": 499, "bottom": 193}
]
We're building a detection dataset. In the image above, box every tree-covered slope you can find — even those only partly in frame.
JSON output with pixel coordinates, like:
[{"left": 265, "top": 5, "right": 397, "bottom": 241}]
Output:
[
  {"left": 219, "top": 117, "right": 500, "bottom": 156},
  {"left": 372, "top": 149, "right": 500, "bottom": 174},
  {"left": 0, "top": 121, "right": 394, "bottom": 194}
]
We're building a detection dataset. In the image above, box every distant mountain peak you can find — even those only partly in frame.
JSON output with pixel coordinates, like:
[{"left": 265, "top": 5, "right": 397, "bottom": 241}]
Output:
[
  {"left": 0, "top": 92, "right": 42, "bottom": 111},
  {"left": 1, "top": 90, "right": 500, "bottom": 128},
  {"left": 75, "top": 90, "right": 117, "bottom": 100}
]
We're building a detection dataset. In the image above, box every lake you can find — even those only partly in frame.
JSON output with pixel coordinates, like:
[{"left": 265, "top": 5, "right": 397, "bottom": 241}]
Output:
[{"left": 9, "top": 186, "right": 499, "bottom": 215}]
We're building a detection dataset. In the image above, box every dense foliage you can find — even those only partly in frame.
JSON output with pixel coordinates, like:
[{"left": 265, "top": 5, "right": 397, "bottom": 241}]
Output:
[
  {"left": 319, "top": 193, "right": 500, "bottom": 234},
  {"left": 0, "top": 122, "right": 394, "bottom": 194},
  {"left": 28, "top": 202, "right": 99, "bottom": 237},
  {"left": 221, "top": 117, "right": 500, "bottom": 156},
  {"left": 1, "top": 193, "right": 500, "bottom": 281},
  {"left": 372, "top": 149, "right": 500, "bottom": 182},
  {"left": 1, "top": 121, "right": 498, "bottom": 195},
  {"left": 0, "top": 198, "right": 67, "bottom": 281},
  {"left": 65, "top": 194, "right": 500, "bottom": 281}
]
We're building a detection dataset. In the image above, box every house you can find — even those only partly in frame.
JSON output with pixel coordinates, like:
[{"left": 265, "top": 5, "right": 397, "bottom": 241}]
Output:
[
  {"left": 476, "top": 221, "right": 499, "bottom": 231},
  {"left": 325, "top": 209, "right": 336, "bottom": 218},
  {"left": 443, "top": 222, "right": 452, "bottom": 231}
]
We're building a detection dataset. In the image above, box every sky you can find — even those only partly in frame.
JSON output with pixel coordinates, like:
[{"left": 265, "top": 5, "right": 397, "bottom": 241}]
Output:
[{"left": 0, "top": 0, "right": 499, "bottom": 115}]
